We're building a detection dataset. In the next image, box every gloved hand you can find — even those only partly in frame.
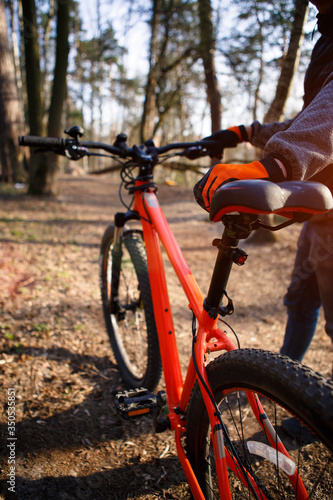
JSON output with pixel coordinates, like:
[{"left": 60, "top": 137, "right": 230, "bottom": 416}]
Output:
[
  {"left": 201, "top": 125, "right": 249, "bottom": 159},
  {"left": 193, "top": 157, "right": 285, "bottom": 211}
]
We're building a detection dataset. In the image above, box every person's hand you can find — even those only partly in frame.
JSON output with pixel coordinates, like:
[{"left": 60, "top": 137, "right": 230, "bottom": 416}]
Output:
[
  {"left": 193, "top": 157, "right": 286, "bottom": 211},
  {"left": 201, "top": 126, "right": 249, "bottom": 159}
]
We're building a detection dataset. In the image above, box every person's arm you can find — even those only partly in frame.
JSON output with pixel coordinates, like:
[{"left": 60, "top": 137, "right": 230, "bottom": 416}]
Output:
[
  {"left": 247, "top": 119, "right": 295, "bottom": 149},
  {"left": 263, "top": 72, "right": 333, "bottom": 181},
  {"left": 194, "top": 71, "right": 333, "bottom": 211}
]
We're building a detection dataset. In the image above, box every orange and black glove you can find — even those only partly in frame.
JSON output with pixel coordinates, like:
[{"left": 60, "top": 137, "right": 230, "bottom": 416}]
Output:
[
  {"left": 201, "top": 125, "right": 249, "bottom": 159},
  {"left": 193, "top": 157, "right": 285, "bottom": 211}
]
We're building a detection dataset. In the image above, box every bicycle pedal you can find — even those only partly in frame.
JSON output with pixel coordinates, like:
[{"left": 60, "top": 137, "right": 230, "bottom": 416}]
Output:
[{"left": 115, "top": 388, "right": 163, "bottom": 419}]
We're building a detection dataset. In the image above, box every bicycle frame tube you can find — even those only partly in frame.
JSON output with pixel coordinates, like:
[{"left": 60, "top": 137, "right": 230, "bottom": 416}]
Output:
[
  {"left": 132, "top": 187, "right": 305, "bottom": 500},
  {"left": 141, "top": 192, "right": 204, "bottom": 319},
  {"left": 133, "top": 188, "right": 237, "bottom": 499},
  {"left": 134, "top": 191, "right": 233, "bottom": 388},
  {"left": 194, "top": 314, "right": 233, "bottom": 500},
  {"left": 133, "top": 191, "right": 184, "bottom": 408}
]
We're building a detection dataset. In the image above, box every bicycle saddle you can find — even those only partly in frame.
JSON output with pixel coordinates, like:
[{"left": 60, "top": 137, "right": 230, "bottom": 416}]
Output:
[{"left": 210, "top": 179, "right": 333, "bottom": 222}]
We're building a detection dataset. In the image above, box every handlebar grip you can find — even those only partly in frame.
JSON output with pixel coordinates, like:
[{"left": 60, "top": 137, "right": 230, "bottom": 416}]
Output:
[{"left": 19, "top": 136, "right": 64, "bottom": 147}]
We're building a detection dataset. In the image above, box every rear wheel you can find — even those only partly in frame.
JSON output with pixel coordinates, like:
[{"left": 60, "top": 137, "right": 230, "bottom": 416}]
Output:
[
  {"left": 186, "top": 349, "right": 333, "bottom": 499},
  {"left": 100, "top": 225, "right": 161, "bottom": 390}
]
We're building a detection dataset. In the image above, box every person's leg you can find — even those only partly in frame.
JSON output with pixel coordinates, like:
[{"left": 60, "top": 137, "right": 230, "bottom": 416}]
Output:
[
  {"left": 314, "top": 233, "right": 333, "bottom": 378},
  {"left": 280, "top": 223, "right": 322, "bottom": 362},
  {"left": 308, "top": 221, "right": 333, "bottom": 348},
  {"left": 281, "top": 221, "right": 333, "bottom": 435}
]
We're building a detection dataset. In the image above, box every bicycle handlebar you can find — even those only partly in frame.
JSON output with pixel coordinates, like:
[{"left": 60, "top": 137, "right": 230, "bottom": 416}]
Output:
[
  {"left": 18, "top": 133, "right": 212, "bottom": 163},
  {"left": 18, "top": 135, "right": 121, "bottom": 156},
  {"left": 19, "top": 136, "right": 65, "bottom": 148}
]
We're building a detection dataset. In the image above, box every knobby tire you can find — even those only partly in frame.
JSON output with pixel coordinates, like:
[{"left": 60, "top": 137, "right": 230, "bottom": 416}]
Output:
[
  {"left": 100, "top": 225, "right": 161, "bottom": 391},
  {"left": 186, "top": 349, "right": 333, "bottom": 499}
]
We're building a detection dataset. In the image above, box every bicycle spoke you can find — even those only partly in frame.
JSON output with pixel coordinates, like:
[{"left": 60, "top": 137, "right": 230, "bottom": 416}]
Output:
[{"left": 186, "top": 350, "right": 333, "bottom": 499}]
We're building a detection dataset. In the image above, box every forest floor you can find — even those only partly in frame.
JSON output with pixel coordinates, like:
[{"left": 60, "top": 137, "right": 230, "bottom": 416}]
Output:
[{"left": 0, "top": 174, "right": 332, "bottom": 500}]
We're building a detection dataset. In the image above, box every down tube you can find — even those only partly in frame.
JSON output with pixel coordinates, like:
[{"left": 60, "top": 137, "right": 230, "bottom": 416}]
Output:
[
  {"left": 141, "top": 192, "right": 204, "bottom": 319},
  {"left": 134, "top": 192, "right": 184, "bottom": 407}
]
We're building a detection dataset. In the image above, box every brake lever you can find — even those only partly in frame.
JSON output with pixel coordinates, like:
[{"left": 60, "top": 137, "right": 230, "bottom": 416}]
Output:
[
  {"left": 33, "top": 144, "right": 88, "bottom": 161},
  {"left": 183, "top": 145, "right": 208, "bottom": 160},
  {"left": 64, "top": 144, "right": 88, "bottom": 161},
  {"left": 198, "top": 139, "right": 224, "bottom": 159}
]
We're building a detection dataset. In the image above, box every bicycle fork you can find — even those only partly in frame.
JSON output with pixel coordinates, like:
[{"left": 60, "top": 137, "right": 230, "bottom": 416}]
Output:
[{"left": 109, "top": 212, "right": 141, "bottom": 316}]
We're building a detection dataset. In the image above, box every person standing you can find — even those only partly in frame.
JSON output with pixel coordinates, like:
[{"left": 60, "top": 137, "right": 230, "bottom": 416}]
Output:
[{"left": 193, "top": 0, "right": 333, "bottom": 363}]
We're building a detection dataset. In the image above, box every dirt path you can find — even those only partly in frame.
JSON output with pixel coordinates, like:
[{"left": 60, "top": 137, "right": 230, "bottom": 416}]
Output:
[{"left": 0, "top": 175, "right": 332, "bottom": 499}]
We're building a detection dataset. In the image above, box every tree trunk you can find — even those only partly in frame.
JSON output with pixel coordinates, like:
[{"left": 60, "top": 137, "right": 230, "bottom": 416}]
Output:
[
  {"left": 263, "top": 0, "right": 308, "bottom": 123},
  {"left": 140, "top": 0, "right": 161, "bottom": 143},
  {"left": 22, "top": 0, "right": 70, "bottom": 196},
  {"left": 21, "top": 0, "right": 44, "bottom": 136},
  {"left": 21, "top": 0, "right": 47, "bottom": 194},
  {"left": 0, "top": 1, "right": 26, "bottom": 183},
  {"left": 47, "top": 0, "right": 70, "bottom": 137},
  {"left": 197, "top": 0, "right": 222, "bottom": 133}
]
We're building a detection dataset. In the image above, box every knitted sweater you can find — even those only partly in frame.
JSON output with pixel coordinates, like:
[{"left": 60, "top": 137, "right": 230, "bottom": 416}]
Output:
[{"left": 250, "top": 10, "right": 333, "bottom": 200}]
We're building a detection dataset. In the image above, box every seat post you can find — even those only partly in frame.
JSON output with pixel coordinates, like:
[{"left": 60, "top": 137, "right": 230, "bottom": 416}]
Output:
[
  {"left": 204, "top": 233, "right": 238, "bottom": 317},
  {"left": 204, "top": 215, "right": 256, "bottom": 318}
]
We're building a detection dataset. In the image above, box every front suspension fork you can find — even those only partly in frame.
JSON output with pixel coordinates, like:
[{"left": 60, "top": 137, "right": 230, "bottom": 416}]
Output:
[{"left": 109, "top": 211, "right": 141, "bottom": 314}]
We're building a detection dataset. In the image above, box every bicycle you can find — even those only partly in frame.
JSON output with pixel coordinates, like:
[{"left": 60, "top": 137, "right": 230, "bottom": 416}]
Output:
[{"left": 20, "top": 126, "right": 333, "bottom": 499}]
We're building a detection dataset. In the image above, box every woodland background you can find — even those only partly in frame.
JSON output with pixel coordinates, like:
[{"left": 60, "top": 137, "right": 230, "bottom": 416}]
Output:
[
  {"left": 2, "top": 2, "right": 333, "bottom": 498},
  {"left": 0, "top": 0, "right": 318, "bottom": 196}
]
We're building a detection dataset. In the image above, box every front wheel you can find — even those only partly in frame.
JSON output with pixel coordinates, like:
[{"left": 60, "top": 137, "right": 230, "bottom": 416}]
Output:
[
  {"left": 186, "top": 349, "right": 333, "bottom": 499},
  {"left": 100, "top": 225, "right": 161, "bottom": 391}
]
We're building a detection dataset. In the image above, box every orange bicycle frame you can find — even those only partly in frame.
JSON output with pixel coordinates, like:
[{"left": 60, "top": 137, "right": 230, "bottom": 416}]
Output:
[
  {"left": 133, "top": 187, "right": 236, "bottom": 499},
  {"left": 128, "top": 186, "right": 308, "bottom": 499}
]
